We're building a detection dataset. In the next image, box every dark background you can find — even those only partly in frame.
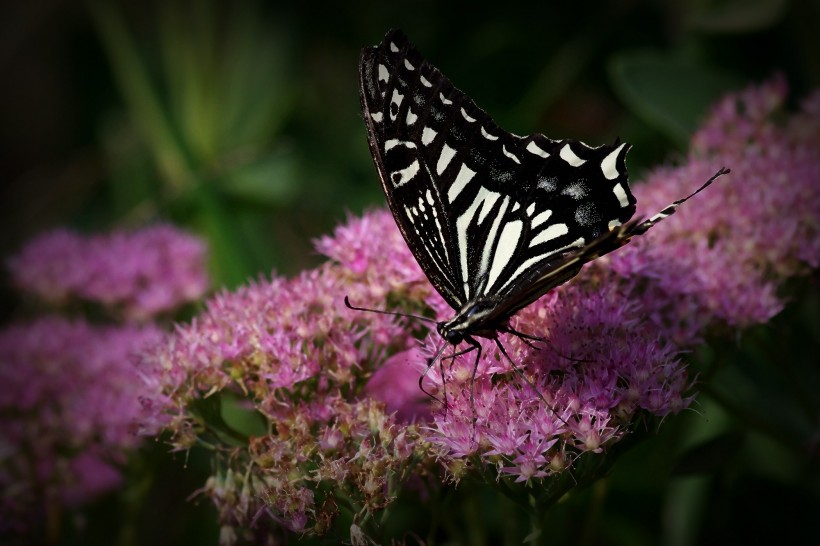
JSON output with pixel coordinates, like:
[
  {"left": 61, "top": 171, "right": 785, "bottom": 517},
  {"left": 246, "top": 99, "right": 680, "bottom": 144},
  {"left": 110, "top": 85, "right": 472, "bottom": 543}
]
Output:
[
  {"left": 3, "top": 0, "right": 818, "bottom": 286},
  {"left": 1, "top": 1, "right": 818, "bottom": 544}
]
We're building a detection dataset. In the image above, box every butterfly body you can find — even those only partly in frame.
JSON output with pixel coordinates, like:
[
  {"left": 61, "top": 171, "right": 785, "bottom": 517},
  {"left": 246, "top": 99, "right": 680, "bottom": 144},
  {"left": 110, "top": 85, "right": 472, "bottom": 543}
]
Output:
[
  {"left": 358, "top": 29, "right": 727, "bottom": 351},
  {"left": 437, "top": 297, "right": 508, "bottom": 344}
]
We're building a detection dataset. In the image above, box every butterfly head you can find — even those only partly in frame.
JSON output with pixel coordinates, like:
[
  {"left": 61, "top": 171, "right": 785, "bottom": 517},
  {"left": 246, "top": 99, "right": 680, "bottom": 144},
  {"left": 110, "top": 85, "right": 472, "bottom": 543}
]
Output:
[{"left": 437, "top": 299, "right": 503, "bottom": 345}]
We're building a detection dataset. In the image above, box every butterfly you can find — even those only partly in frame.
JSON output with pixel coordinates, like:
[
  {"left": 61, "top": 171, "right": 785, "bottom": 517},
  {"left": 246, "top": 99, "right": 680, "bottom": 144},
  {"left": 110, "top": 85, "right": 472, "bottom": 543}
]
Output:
[{"left": 357, "top": 28, "right": 728, "bottom": 364}]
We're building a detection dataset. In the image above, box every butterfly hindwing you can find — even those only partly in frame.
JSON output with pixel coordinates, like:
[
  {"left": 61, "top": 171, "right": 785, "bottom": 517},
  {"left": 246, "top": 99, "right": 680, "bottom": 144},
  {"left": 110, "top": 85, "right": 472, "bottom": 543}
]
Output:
[{"left": 360, "top": 29, "right": 639, "bottom": 313}]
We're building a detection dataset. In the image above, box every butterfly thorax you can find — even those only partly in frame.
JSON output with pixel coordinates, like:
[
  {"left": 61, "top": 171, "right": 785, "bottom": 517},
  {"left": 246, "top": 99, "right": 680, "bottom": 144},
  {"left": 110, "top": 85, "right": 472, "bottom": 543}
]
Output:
[{"left": 437, "top": 298, "right": 508, "bottom": 344}]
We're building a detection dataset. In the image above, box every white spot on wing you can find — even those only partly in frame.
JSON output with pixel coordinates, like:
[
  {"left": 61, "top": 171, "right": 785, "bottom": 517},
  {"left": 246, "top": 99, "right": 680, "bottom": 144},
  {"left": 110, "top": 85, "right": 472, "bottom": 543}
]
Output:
[
  {"left": 613, "top": 183, "right": 630, "bottom": 208},
  {"left": 384, "top": 139, "right": 416, "bottom": 152},
  {"left": 531, "top": 209, "right": 553, "bottom": 228},
  {"left": 439, "top": 93, "right": 453, "bottom": 105},
  {"left": 601, "top": 143, "right": 626, "bottom": 180},
  {"left": 420, "top": 75, "right": 432, "bottom": 87},
  {"left": 461, "top": 108, "right": 476, "bottom": 122},
  {"left": 526, "top": 141, "right": 550, "bottom": 158},
  {"left": 456, "top": 187, "right": 488, "bottom": 290},
  {"left": 390, "top": 42, "right": 399, "bottom": 53},
  {"left": 378, "top": 64, "right": 389, "bottom": 82},
  {"left": 503, "top": 145, "right": 521, "bottom": 165},
  {"left": 404, "top": 59, "right": 414, "bottom": 70},
  {"left": 560, "top": 144, "right": 586, "bottom": 166},
  {"left": 391, "top": 161, "right": 420, "bottom": 187},
  {"left": 390, "top": 89, "right": 404, "bottom": 120},
  {"left": 370, "top": 112, "right": 383, "bottom": 123},
  {"left": 406, "top": 108, "right": 418, "bottom": 125},
  {"left": 608, "top": 219, "right": 622, "bottom": 230},
  {"left": 426, "top": 189, "right": 435, "bottom": 205},
  {"left": 481, "top": 127, "right": 498, "bottom": 140},
  {"left": 477, "top": 191, "right": 500, "bottom": 224},
  {"left": 529, "top": 223, "right": 568, "bottom": 247},
  {"left": 477, "top": 196, "right": 509, "bottom": 290},
  {"left": 432, "top": 216, "right": 449, "bottom": 263},
  {"left": 499, "top": 238, "right": 585, "bottom": 293},
  {"left": 485, "top": 219, "right": 522, "bottom": 293},
  {"left": 436, "top": 144, "right": 456, "bottom": 175},
  {"left": 526, "top": 203, "right": 536, "bottom": 216},
  {"left": 421, "top": 127, "right": 437, "bottom": 146},
  {"left": 447, "top": 163, "right": 476, "bottom": 203}
]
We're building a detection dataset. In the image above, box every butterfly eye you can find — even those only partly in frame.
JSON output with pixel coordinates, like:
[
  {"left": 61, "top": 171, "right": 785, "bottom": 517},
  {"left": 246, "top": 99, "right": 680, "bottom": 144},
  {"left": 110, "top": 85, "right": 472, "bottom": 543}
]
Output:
[{"left": 437, "top": 323, "right": 463, "bottom": 345}]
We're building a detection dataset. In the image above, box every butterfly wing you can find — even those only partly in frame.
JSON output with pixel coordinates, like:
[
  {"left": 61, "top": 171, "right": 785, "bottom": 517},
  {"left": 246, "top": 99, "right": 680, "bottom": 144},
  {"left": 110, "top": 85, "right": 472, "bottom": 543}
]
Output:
[
  {"left": 360, "top": 29, "right": 636, "bottom": 312},
  {"left": 360, "top": 31, "right": 467, "bottom": 309}
]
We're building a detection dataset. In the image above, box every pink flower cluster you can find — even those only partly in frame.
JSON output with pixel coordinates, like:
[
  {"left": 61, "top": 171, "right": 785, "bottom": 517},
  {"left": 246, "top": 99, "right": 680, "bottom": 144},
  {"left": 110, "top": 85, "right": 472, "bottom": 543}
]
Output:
[
  {"left": 136, "top": 78, "right": 819, "bottom": 539},
  {"left": 413, "top": 77, "right": 820, "bottom": 481},
  {"left": 418, "top": 286, "right": 689, "bottom": 482},
  {"left": 135, "top": 260, "right": 429, "bottom": 535},
  {"left": 0, "top": 317, "right": 161, "bottom": 531},
  {"left": 7, "top": 224, "right": 209, "bottom": 321},
  {"left": 611, "top": 76, "right": 820, "bottom": 340}
]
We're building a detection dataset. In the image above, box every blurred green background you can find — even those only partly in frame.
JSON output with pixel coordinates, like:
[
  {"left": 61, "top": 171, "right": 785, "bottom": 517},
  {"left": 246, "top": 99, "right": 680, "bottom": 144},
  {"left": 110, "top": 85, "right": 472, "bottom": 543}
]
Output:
[
  {"left": 3, "top": 0, "right": 818, "bottom": 289},
  {"left": 1, "top": 0, "right": 818, "bottom": 544}
]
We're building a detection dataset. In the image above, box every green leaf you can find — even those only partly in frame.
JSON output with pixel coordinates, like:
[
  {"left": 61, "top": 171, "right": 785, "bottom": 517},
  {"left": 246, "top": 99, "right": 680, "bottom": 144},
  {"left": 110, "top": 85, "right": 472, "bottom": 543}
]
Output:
[
  {"left": 609, "top": 51, "right": 741, "bottom": 146},
  {"left": 686, "top": 0, "right": 787, "bottom": 33},
  {"left": 220, "top": 392, "right": 268, "bottom": 438}
]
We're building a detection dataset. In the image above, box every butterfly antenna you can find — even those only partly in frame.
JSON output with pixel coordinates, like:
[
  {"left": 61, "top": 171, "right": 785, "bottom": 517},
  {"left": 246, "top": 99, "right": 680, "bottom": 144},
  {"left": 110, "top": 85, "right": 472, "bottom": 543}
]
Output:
[
  {"left": 344, "top": 295, "right": 438, "bottom": 325},
  {"left": 633, "top": 167, "right": 730, "bottom": 236}
]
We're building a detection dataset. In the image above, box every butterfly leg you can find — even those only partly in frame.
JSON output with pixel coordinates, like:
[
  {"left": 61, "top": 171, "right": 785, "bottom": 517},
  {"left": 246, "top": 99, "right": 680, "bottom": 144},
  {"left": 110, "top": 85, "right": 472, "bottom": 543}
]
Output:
[
  {"left": 503, "top": 324, "right": 588, "bottom": 364},
  {"left": 462, "top": 336, "right": 484, "bottom": 428},
  {"left": 419, "top": 341, "right": 480, "bottom": 414},
  {"left": 494, "top": 337, "right": 570, "bottom": 428},
  {"left": 418, "top": 341, "right": 450, "bottom": 409}
]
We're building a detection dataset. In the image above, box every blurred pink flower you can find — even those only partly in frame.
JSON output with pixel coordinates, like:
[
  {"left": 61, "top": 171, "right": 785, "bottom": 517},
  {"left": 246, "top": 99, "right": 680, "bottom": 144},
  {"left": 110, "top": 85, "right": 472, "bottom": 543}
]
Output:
[
  {"left": 365, "top": 348, "right": 432, "bottom": 422},
  {"left": 0, "top": 317, "right": 161, "bottom": 521},
  {"left": 7, "top": 224, "right": 209, "bottom": 321}
]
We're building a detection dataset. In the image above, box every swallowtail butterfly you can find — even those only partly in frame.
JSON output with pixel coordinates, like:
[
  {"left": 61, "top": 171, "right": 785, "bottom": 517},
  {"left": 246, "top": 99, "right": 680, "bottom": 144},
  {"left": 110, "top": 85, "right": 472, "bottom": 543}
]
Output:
[{"left": 358, "top": 29, "right": 727, "bottom": 359}]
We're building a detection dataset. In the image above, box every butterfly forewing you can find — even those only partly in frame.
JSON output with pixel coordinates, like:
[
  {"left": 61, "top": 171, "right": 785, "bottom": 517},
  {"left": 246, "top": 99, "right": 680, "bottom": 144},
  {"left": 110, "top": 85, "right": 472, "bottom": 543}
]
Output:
[
  {"left": 360, "top": 29, "right": 638, "bottom": 316},
  {"left": 360, "top": 35, "right": 464, "bottom": 308}
]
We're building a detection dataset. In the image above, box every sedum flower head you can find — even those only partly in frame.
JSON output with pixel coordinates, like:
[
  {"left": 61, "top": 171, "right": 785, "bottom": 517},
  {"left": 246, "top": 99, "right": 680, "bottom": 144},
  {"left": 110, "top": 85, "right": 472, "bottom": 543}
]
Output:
[
  {"left": 612, "top": 76, "right": 820, "bottom": 339},
  {"left": 0, "top": 317, "right": 161, "bottom": 526},
  {"left": 135, "top": 259, "right": 432, "bottom": 538},
  {"left": 7, "top": 224, "right": 209, "bottom": 321},
  {"left": 137, "top": 78, "right": 820, "bottom": 540}
]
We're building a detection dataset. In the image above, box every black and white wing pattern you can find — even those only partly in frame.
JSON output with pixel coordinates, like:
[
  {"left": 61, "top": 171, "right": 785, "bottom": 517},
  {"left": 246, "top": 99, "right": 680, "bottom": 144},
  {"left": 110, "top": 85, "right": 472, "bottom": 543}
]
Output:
[{"left": 359, "top": 29, "right": 725, "bottom": 336}]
